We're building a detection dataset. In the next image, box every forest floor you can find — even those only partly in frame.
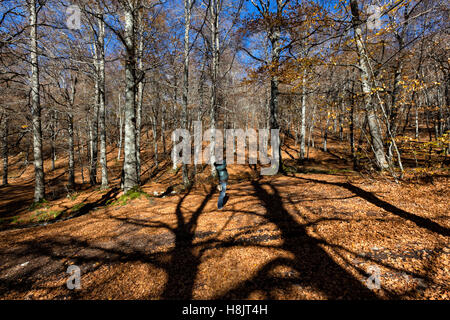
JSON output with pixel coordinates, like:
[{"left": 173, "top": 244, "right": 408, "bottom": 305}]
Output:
[{"left": 0, "top": 135, "right": 449, "bottom": 300}]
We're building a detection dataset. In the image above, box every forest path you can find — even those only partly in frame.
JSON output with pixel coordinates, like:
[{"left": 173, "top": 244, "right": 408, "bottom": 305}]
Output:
[{"left": 0, "top": 164, "right": 448, "bottom": 299}]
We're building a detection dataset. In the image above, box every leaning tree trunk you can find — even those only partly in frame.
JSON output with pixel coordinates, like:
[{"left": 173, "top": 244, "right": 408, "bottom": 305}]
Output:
[
  {"left": 122, "top": 1, "right": 139, "bottom": 191},
  {"left": 350, "top": 0, "right": 388, "bottom": 170},
  {"left": 29, "top": 0, "right": 45, "bottom": 201}
]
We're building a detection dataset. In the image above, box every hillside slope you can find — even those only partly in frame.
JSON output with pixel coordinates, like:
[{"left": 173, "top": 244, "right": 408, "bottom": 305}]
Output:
[{"left": 0, "top": 138, "right": 448, "bottom": 299}]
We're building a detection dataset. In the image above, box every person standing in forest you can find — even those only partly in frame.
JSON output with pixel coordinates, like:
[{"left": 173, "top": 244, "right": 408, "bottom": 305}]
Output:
[{"left": 214, "top": 160, "right": 228, "bottom": 210}]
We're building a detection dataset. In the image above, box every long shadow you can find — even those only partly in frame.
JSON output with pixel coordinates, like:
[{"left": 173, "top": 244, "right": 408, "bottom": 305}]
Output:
[
  {"left": 1, "top": 176, "right": 445, "bottom": 299},
  {"left": 141, "top": 161, "right": 170, "bottom": 185},
  {"left": 4, "top": 180, "right": 435, "bottom": 299},
  {"left": 295, "top": 176, "right": 450, "bottom": 237},
  {"left": 68, "top": 187, "right": 121, "bottom": 219},
  {"left": 0, "top": 187, "right": 121, "bottom": 232},
  {"left": 216, "top": 180, "right": 378, "bottom": 300},
  {"left": 0, "top": 185, "right": 215, "bottom": 299},
  {"left": 160, "top": 186, "right": 214, "bottom": 299},
  {"left": 0, "top": 183, "right": 35, "bottom": 217}
]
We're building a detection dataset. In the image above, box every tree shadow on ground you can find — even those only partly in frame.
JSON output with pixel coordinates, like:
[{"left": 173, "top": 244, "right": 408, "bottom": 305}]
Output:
[
  {"left": 160, "top": 186, "right": 214, "bottom": 299},
  {"left": 0, "top": 187, "right": 121, "bottom": 232},
  {"left": 65, "top": 187, "right": 121, "bottom": 219},
  {"left": 292, "top": 176, "right": 450, "bottom": 237},
  {"left": 214, "top": 179, "right": 378, "bottom": 299},
  {"left": 0, "top": 186, "right": 218, "bottom": 299},
  {"left": 5, "top": 175, "right": 441, "bottom": 300},
  {"left": 0, "top": 183, "right": 35, "bottom": 217}
]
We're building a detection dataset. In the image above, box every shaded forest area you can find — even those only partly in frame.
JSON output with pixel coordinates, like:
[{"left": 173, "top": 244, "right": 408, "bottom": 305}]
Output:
[{"left": 0, "top": 0, "right": 448, "bottom": 300}]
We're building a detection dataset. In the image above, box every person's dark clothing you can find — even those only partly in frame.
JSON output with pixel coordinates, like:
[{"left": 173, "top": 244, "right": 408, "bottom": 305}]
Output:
[
  {"left": 214, "top": 161, "right": 228, "bottom": 209},
  {"left": 214, "top": 161, "right": 228, "bottom": 182}
]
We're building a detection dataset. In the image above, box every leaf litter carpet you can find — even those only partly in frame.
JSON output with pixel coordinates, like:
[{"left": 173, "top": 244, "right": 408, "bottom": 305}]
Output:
[{"left": 0, "top": 171, "right": 448, "bottom": 300}]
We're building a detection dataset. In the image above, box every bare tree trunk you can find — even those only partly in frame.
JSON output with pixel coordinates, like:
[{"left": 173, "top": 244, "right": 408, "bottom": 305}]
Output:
[
  {"left": 97, "top": 11, "right": 108, "bottom": 189},
  {"left": 89, "top": 21, "right": 101, "bottom": 186},
  {"left": 68, "top": 113, "right": 75, "bottom": 188},
  {"left": 152, "top": 103, "right": 159, "bottom": 168},
  {"left": 350, "top": 0, "right": 388, "bottom": 170},
  {"left": 50, "top": 110, "right": 57, "bottom": 171},
  {"left": 172, "top": 75, "right": 179, "bottom": 130},
  {"left": 90, "top": 77, "right": 99, "bottom": 185},
  {"left": 67, "top": 75, "right": 77, "bottom": 189},
  {"left": 29, "top": 0, "right": 45, "bottom": 201},
  {"left": 350, "top": 78, "right": 357, "bottom": 169},
  {"left": 159, "top": 72, "right": 165, "bottom": 154},
  {"left": 445, "top": 72, "right": 450, "bottom": 134},
  {"left": 267, "top": 0, "right": 285, "bottom": 170},
  {"left": 209, "top": 0, "right": 220, "bottom": 176},
  {"left": 76, "top": 128, "right": 85, "bottom": 184},
  {"left": 339, "top": 96, "right": 344, "bottom": 141},
  {"left": 135, "top": 6, "right": 144, "bottom": 183},
  {"left": 181, "top": 0, "right": 192, "bottom": 186},
  {"left": 307, "top": 104, "right": 317, "bottom": 159},
  {"left": 323, "top": 111, "right": 330, "bottom": 152},
  {"left": 122, "top": 1, "right": 139, "bottom": 191},
  {"left": 299, "top": 69, "right": 306, "bottom": 160},
  {"left": 1, "top": 114, "right": 8, "bottom": 185},
  {"left": 415, "top": 101, "right": 419, "bottom": 140},
  {"left": 117, "top": 93, "right": 123, "bottom": 161}
]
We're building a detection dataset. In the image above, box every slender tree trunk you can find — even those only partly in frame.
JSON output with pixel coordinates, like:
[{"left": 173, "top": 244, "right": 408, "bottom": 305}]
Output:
[
  {"left": 389, "top": 59, "right": 403, "bottom": 140},
  {"left": 97, "top": 11, "right": 108, "bottom": 189},
  {"left": 181, "top": 0, "right": 192, "bottom": 186},
  {"left": 135, "top": 7, "right": 144, "bottom": 183},
  {"left": 339, "top": 96, "right": 344, "bottom": 141},
  {"left": 299, "top": 69, "right": 306, "bottom": 160},
  {"left": 50, "top": 110, "right": 57, "bottom": 171},
  {"left": 68, "top": 112, "right": 75, "bottom": 188},
  {"left": 387, "top": 7, "right": 409, "bottom": 160},
  {"left": 415, "top": 101, "right": 419, "bottom": 139},
  {"left": 437, "top": 85, "right": 444, "bottom": 137},
  {"left": 350, "top": 79, "right": 357, "bottom": 169},
  {"left": 76, "top": 128, "right": 85, "bottom": 184},
  {"left": 29, "top": 0, "right": 45, "bottom": 202},
  {"left": 209, "top": 0, "right": 219, "bottom": 176},
  {"left": 67, "top": 75, "right": 77, "bottom": 189},
  {"left": 1, "top": 114, "right": 8, "bottom": 185},
  {"left": 350, "top": 0, "right": 388, "bottom": 170},
  {"left": 89, "top": 21, "right": 102, "bottom": 187},
  {"left": 307, "top": 104, "right": 317, "bottom": 159},
  {"left": 152, "top": 105, "right": 158, "bottom": 168},
  {"left": 445, "top": 72, "right": 450, "bottom": 134},
  {"left": 323, "top": 111, "right": 330, "bottom": 152},
  {"left": 90, "top": 77, "right": 99, "bottom": 185},
  {"left": 117, "top": 93, "right": 123, "bottom": 161},
  {"left": 160, "top": 95, "right": 166, "bottom": 155},
  {"left": 172, "top": 75, "right": 178, "bottom": 130}
]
